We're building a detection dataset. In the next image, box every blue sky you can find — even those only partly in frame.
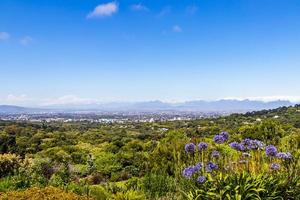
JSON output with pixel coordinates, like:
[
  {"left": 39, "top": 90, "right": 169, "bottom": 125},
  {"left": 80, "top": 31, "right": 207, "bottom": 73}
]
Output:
[{"left": 1, "top": 0, "right": 300, "bottom": 106}]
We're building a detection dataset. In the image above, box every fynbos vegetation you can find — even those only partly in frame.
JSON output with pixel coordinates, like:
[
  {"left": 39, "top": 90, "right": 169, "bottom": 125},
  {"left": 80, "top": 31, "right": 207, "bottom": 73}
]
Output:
[{"left": 0, "top": 105, "right": 300, "bottom": 199}]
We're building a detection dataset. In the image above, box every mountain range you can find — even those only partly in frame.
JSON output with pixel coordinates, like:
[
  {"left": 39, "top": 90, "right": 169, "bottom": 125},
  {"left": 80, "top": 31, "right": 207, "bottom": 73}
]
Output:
[{"left": 0, "top": 99, "right": 295, "bottom": 114}]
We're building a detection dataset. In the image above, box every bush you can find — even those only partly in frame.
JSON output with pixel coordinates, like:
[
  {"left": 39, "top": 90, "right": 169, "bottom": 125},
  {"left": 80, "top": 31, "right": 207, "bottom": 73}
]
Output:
[
  {"left": 142, "top": 173, "right": 176, "bottom": 199},
  {"left": 110, "top": 189, "right": 145, "bottom": 200},
  {"left": 0, "top": 177, "right": 15, "bottom": 192},
  {"left": 89, "top": 185, "right": 110, "bottom": 200},
  {"left": 0, "top": 186, "right": 90, "bottom": 200},
  {"left": 0, "top": 154, "right": 20, "bottom": 177}
]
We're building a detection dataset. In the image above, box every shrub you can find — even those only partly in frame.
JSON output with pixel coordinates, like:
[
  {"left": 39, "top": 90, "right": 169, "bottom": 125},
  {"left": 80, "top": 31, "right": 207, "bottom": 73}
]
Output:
[
  {"left": 89, "top": 185, "right": 110, "bottom": 200},
  {"left": 0, "top": 186, "right": 90, "bottom": 200},
  {"left": 110, "top": 189, "right": 145, "bottom": 200},
  {"left": 142, "top": 173, "right": 176, "bottom": 199},
  {"left": 0, "top": 177, "right": 15, "bottom": 192},
  {"left": 0, "top": 154, "right": 20, "bottom": 177}
]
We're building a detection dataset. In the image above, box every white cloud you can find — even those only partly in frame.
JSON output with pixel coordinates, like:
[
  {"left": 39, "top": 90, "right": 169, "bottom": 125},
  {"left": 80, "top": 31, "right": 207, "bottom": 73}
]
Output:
[
  {"left": 223, "top": 96, "right": 300, "bottom": 103},
  {"left": 0, "top": 94, "right": 33, "bottom": 105},
  {"left": 130, "top": 3, "right": 148, "bottom": 12},
  {"left": 41, "top": 95, "right": 98, "bottom": 106},
  {"left": 172, "top": 25, "right": 182, "bottom": 33},
  {"left": 0, "top": 94, "right": 100, "bottom": 106},
  {"left": 6, "top": 94, "right": 29, "bottom": 102},
  {"left": 20, "top": 36, "right": 33, "bottom": 46},
  {"left": 87, "top": 2, "right": 118, "bottom": 18},
  {"left": 0, "top": 32, "right": 10, "bottom": 41}
]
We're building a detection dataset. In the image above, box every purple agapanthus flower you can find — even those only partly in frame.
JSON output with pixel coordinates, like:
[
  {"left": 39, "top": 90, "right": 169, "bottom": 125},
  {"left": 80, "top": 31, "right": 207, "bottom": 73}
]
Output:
[
  {"left": 220, "top": 131, "right": 229, "bottom": 140},
  {"left": 229, "top": 142, "right": 245, "bottom": 151},
  {"left": 266, "top": 145, "right": 278, "bottom": 157},
  {"left": 182, "top": 163, "right": 203, "bottom": 178},
  {"left": 238, "top": 143, "right": 246, "bottom": 151},
  {"left": 213, "top": 134, "right": 226, "bottom": 144},
  {"left": 206, "top": 161, "right": 218, "bottom": 172},
  {"left": 276, "top": 152, "right": 292, "bottom": 159},
  {"left": 194, "top": 162, "right": 203, "bottom": 171},
  {"left": 270, "top": 163, "right": 280, "bottom": 170},
  {"left": 197, "top": 176, "right": 206, "bottom": 184},
  {"left": 198, "top": 142, "right": 208, "bottom": 151},
  {"left": 242, "top": 138, "right": 252, "bottom": 146},
  {"left": 211, "top": 150, "right": 220, "bottom": 158},
  {"left": 241, "top": 138, "right": 265, "bottom": 150},
  {"left": 250, "top": 139, "right": 265, "bottom": 150},
  {"left": 229, "top": 141, "right": 240, "bottom": 149},
  {"left": 182, "top": 166, "right": 195, "bottom": 177},
  {"left": 185, "top": 143, "right": 196, "bottom": 153}
]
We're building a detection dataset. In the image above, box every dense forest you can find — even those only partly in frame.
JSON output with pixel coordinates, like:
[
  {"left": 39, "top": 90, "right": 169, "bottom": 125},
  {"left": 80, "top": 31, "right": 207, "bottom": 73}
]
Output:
[{"left": 0, "top": 105, "right": 300, "bottom": 199}]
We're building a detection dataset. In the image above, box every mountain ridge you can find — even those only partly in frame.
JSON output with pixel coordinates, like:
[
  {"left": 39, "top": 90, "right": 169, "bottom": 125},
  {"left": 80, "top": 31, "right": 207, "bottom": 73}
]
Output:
[{"left": 0, "top": 99, "right": 294, "bottom": 113}]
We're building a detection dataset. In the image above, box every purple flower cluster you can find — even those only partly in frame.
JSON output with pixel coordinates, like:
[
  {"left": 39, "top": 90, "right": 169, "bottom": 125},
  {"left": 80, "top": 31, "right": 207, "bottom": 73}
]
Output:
[
  {"left": 220, "top": 132, "right": 229, "bottom": 140},
  {"left": 182, "top": 163, "right": 203, "bottom": 178},
  {"left": 213, "top": 132, "right": 229, "bottom": 144},
  {"left": 229, "top": 141, "right": 245, "bottom": 151},
  {"left": 194, "top": 162, "right": 203, "bottom": 171},
  {"left": 276, "top": 152, "right": 292, "bottom": 159},
  {"left": 206, "top": 161, "right": 218, "bottom": 172},
  {"left": 229, "top": 138, "right": 265, "bottom": 152},
  {"left": 182, "top": 166, "right": 195, "bottom": 177},
  {"left": 266, "top": 145, "right": 278, "bottom": 157},
  {"left": 185, "top": 143, "right": 196, "bottom": 153},
  {"left": 182, "top": 133, "right": 292, "bottom": 184},
  {"left": 270, "top": 163, "right": 281, "bottom": 170},
  {"left": 197, "top": 176, "right": 206, "bottom": 184},
  {"left": 198, "top": 142, "right": 208, "bottom": 151},
  {"left": 242, "top": 138, "right": 265, "bottom": 150}
]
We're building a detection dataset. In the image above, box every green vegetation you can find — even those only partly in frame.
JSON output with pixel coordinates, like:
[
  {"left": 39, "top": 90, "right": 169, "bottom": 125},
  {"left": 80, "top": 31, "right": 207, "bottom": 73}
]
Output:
[{"left": 0, "top": 105, "right": 300, "bottom": 199}]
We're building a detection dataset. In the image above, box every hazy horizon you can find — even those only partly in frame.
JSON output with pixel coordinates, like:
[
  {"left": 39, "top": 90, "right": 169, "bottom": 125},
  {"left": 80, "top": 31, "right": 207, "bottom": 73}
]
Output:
[{"left": 0, "top": 95, "right": 299, "bottom": 108}]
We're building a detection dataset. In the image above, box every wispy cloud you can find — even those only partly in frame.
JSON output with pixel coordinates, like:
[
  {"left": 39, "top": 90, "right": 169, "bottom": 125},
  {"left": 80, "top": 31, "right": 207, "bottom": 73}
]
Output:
[
  {"left": 157, "top": 6, "right": 171, "bottom": 18},
  {"left": 223, "top": 96, "right": 300, "bottom": 103},
  {"left": 20, "top": 36, "right": 33, "bottom": 46},
  {"left": 87, "top": 1, "right": 119, "bottom": 18},
  {"left": 0, "top": 94, "right": 99, "bottom": 106},
  {"left": 130, "top": 3, "right": 149, "bottom": 12},
  {"left": 172, "top": 25, "right": 182, "bottom": 33},
  {"left": 41, "top": 95, "right": 98, "bottom": 106},
  {"left": 6, "top": 94, "right": 29, "bottom": 102},
  {"left": 0, "top": 94, "right": 33, "bottom": 105},
  {"left": 186, "top": 5, "right": 198, "bottom": 15},
  {"left": 0, "top": 32, "right": 10, "bottom": 41}
]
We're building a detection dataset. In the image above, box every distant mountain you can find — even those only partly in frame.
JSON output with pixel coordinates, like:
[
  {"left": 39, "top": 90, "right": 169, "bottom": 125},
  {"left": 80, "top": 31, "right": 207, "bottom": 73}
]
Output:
[
  {"left": 90, "top": 99, "right": 294, "bottom": 112},
  {"left": 0, "top": 105, "right": 30, "bottom": 113},
  {"left": 0, "top": 105, "right": 47, "bottom": 114},
  {"left": 173, "top": 99, "right": 293, "bottom": 112},
  {"left": 0, "top": 99, "right": 295, "bottom": 114}
]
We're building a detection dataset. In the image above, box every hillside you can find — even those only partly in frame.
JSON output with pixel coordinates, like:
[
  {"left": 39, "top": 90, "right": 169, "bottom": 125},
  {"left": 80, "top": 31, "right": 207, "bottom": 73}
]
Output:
[{"left": 0, "top": 105, "right": 299, "bottom": 199}]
